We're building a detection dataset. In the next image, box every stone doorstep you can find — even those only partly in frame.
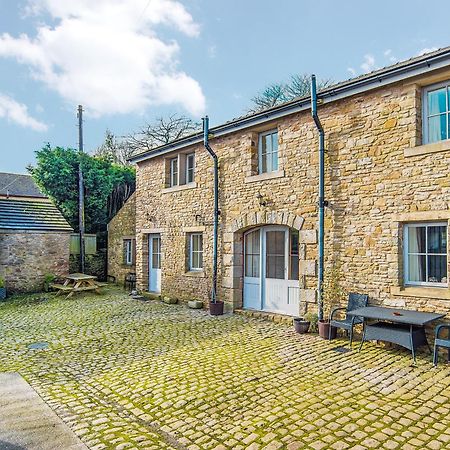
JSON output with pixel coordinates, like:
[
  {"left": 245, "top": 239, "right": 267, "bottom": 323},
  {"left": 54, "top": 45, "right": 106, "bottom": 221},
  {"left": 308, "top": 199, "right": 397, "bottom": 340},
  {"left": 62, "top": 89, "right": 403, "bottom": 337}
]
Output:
[{"left": 234, "top": 309, "right": 294, "bottom": 325}]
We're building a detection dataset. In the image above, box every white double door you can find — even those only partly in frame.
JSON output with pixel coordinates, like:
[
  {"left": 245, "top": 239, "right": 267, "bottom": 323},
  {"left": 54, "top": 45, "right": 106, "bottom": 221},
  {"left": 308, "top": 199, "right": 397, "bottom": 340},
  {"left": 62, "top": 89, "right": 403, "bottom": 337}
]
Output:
[
  {"left": 243, "top": 226, "right": 299, "bottom": 316},
  {"left": 148, "top": 234, "right": 161, "bottom": 293}
]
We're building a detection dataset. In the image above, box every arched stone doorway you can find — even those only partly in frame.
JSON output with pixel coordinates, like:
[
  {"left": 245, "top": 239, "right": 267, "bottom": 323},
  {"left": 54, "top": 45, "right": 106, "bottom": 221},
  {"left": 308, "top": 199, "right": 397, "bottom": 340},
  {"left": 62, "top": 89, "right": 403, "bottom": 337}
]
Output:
[{"left": 224, "top": 211, "right": 310, "bottom": 315}]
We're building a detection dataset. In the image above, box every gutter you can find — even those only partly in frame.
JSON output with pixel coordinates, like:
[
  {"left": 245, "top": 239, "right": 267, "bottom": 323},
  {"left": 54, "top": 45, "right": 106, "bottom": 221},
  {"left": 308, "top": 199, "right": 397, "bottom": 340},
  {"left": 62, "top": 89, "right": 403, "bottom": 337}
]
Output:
[
  {"left": 130, "top": 47, "right": 450, "bottom": 164},
  {"left": 202, "top": 116, "right": 219, "bottom": 304},
  {"left": 311, "top": 75, "right": 326, "bottom": 322}
]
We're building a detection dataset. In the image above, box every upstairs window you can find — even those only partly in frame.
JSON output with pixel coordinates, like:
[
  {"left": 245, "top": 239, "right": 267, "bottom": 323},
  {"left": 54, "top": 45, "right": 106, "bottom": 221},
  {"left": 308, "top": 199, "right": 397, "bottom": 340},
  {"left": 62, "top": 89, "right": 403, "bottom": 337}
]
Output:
[
  {"left": 258, "top": 130, "right": 278, "bottom": 174},
  {"left": 169, "top": 157, "right": 178, "bottom": 187},
  {"left": 168, "top": 152, "right": 195, "bottom": 187},
  {"left": 423, "top": 82, "right": 450, "bottom": 144},
  {"left": 404, "top": 223, "right": 447, "bottom": 287},
  {"left": 186, "top": 153, "right": 195, "bottom": 184}
]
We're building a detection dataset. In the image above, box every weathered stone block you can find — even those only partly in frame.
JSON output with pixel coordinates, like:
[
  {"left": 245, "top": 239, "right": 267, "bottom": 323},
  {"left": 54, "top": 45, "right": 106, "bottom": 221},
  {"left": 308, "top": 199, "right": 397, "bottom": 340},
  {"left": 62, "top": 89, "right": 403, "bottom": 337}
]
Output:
[{"left": 299, "top": 260, "right": 316, "bottom": 276}]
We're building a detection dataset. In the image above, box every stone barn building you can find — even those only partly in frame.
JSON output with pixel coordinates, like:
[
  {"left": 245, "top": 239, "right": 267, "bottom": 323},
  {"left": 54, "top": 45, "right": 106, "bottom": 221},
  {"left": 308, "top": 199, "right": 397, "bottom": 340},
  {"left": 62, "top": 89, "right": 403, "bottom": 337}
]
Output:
[
  {"left": 128, "top": 47, "right": 450, "bottom": 318},
  {"left": 107, "top": 192, "right": 136, "bottom": 286},
  {"left": 0, "top": 173, "right": 72, "bottom": 293}
]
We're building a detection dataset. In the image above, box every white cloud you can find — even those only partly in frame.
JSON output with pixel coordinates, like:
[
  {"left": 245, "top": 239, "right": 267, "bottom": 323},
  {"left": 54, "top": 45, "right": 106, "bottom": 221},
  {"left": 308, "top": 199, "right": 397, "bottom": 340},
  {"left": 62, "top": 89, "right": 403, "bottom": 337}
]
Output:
[
  {"left": 0, "top": 93, "right": 48, "bottom": 131},
  {"left": 360, "top": 54, "right": 376, "bottom": 73},
  {"left": 347, "top": 67, "right": 356, "bottom": 77},
  {"left": 0, "top": 0, "right": 206, "bottom": 117},
  {"left": 417, "top": 47, "right": 438, "bottom": 56}
]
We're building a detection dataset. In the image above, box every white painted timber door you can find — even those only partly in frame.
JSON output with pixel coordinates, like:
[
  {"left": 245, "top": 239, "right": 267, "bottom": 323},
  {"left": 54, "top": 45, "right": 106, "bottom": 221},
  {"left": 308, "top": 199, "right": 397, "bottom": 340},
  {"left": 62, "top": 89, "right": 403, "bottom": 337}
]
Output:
[
  {"left": 243, "top": 228, "right": 262, "bottom": 310},
  {"left": 148, "top": 234, "right": 161, "bottom": 293},
  {"left": 243, "top": 226, "right": 299, "bottom": 316}
]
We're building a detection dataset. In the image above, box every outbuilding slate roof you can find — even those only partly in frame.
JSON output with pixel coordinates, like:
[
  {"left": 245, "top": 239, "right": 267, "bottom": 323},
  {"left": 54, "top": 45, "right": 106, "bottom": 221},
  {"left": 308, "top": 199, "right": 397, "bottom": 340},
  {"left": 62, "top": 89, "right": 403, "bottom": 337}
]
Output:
[
  {"left": 0, "top": 172, "right": 46, "bottom": 198},
  {"left": 0, "top": 199, "right": 73, "bottom": 232}
]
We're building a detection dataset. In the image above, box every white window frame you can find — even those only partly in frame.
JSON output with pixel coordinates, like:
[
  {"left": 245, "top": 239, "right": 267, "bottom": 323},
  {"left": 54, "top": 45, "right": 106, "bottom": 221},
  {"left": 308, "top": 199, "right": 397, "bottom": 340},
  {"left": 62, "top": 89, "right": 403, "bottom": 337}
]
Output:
[
  {"left": 258, "top": 129, "right": 279, "bottom": 174},
  {"left": 168, "top": 153, "right": 195, "bottom": 187},
  {"left": 189, "top": 233, "right": 203, "bottom": 271},
  {"left": 186, "top": 153, "right": 195, "bottom": 184},
  {"left": 124, "top": 239, "right": 133, "bottom": 265},
  {"left": 169, "top": 157, "right": 178, "bottom": 187},
  {"left": 403, "top": 222, "right": 448, "bottom": 287},
  {"left": 422, "top": 81, "right": 450, "bottom": 144}
]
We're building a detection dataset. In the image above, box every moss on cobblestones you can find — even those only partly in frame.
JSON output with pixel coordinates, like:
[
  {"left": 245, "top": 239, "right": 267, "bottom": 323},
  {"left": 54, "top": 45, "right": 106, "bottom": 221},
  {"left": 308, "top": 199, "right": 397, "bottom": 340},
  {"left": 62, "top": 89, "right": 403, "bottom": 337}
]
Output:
[{"left": 0, "top": 288, "right": 449, "bottom": 449}]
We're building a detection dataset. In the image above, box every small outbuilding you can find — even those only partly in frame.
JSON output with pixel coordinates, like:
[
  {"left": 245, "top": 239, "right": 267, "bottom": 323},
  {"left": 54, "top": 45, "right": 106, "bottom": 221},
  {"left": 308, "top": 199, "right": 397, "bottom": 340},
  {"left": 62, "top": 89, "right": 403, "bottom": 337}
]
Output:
[{"left": 0, "top": 172, "right": 73, "bottom": 293}]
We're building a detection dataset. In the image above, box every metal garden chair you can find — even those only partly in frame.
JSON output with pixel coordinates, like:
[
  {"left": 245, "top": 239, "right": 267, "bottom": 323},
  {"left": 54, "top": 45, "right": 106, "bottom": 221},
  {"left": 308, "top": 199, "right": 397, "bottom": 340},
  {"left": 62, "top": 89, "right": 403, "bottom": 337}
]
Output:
[
  {"left": 329, "top": 292, "right": 369, "bottom": 346},
  {"left": 433, "top": 324, "right": 450, "bottom": 366}
]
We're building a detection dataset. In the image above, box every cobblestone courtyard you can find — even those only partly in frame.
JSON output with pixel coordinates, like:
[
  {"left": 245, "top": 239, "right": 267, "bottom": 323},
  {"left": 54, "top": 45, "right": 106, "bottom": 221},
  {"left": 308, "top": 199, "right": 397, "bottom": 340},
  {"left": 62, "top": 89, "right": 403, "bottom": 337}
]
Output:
[{"left": 0, "top": 288, "right": 449, "bottom": 450}]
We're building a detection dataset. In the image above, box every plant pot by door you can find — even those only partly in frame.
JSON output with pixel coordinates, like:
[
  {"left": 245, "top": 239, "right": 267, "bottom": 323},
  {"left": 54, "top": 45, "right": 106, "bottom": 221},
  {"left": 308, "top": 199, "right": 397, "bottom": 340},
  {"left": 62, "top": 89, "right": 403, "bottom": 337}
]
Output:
[
  {"left": 209, "top": 301, "right": 224, "bottom": 316},
  {"left": 318, "top": 319, "right": 337, "bottom": 339},
  {"left": 293, "top": 317, "right": 310, "bottom": 334}
]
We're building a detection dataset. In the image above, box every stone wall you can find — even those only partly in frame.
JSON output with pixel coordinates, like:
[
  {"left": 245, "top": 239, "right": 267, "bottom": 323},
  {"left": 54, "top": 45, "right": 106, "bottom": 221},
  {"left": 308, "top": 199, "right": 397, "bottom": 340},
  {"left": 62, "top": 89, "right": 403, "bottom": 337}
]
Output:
[
  {"left": 107, "top": 193, "right": 136, "bottom": 285},
  {"left": 135, "top": 68, "right": 450, "bottom": 316},
  {"left": 0, "top": 231, "right": 70, "bottom": 293}
]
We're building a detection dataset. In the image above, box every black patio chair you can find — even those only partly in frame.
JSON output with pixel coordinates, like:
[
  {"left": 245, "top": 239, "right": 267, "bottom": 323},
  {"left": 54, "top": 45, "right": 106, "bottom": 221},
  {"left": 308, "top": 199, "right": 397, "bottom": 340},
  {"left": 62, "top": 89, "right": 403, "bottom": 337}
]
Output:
[
  {"left": 329, "top": 292, "right": 369, "bottom": 346},
  {"left": 124, "top": 272, "right": 136, "bottom": 291},
  {"left": 433, "top": 323, "right": 450, "bottom": 366}
]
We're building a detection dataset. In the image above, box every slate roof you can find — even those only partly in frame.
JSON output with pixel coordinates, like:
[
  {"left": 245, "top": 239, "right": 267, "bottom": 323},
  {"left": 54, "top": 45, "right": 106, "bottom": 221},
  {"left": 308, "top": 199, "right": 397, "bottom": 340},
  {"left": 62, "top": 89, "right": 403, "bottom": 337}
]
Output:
[
  {"left": 0, "top": 199, "right": 73, "bottom": 232},
  {"left": 0, "top": 172, "right": 46, "bottom": 198},
  {"left": 130, "top": 45, "right": 450, "bottom": 163}
]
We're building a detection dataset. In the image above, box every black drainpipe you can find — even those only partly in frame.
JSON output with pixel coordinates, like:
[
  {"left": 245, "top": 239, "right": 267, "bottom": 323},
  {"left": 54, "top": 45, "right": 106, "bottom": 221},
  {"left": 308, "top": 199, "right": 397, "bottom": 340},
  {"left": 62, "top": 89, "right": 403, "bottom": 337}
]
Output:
[
  {"left": 202, "top": 116, "right": 219, "bottom": 304},
  {"left": 311, "top": 75, "right": 326, "bottom": 321}
]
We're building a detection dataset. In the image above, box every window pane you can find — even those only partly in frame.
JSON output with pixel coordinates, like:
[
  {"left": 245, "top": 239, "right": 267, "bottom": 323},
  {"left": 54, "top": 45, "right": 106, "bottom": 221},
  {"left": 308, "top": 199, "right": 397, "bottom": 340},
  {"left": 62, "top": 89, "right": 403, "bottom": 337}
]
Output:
[
  {"left": 428, "top": 226, "right": 447, "bottom": 254},
  {"left": 272, "top": 132, "right": 278, "bottom": 152},
  {"left": 428, "top": 114, "right": 447, "bottom": 143},
  {"left": 290, "top": 256, "right": 299, "bottom": 280},
  {"left": 428, "top": 255, "right": 447, "bottom": 283},
  {"left": 266, "top": 231, "right": 284, "bottom": 254},
  {"left": 265, "top": 134, "right": 272, "bottom": 153},
  {"left": 428, "top": 88, "right": 447, "bottom": 115},
  {"left": 408, "top": 226, "right": 426, "bottom": 253},
  {"left": 187, "top": 154, "right": 195, "bottom": 183},
  {"left": 267, "top": 255, "right": 285, "bottom": 279},
  {"left": 192, "top": 252, "right": 199, "bottom": 269},
  {"left": 408, "top": 255, "right": 426, "bottom": 282},
  {"left": 272, "top": 150, "right": 278, "bottom": 171}
]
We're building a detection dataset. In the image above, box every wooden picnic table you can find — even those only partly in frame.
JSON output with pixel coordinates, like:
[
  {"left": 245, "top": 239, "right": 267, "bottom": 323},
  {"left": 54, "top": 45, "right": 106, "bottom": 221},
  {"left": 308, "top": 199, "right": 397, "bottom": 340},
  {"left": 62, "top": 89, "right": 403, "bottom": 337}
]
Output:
[{"left": 51, "top": 273, "right": 102, "bottom": 299}]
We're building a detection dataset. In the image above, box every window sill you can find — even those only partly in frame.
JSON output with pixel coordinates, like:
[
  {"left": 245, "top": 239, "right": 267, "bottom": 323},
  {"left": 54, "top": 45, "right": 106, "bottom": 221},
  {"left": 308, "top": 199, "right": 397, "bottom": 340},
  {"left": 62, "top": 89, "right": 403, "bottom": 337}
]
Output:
[
  {"left": 162, "top": 182, "right": 197, "bottom": 194},
  {"left": 404, "top": 139, "right": 450, "bottom": 157},
  {"left": 390, "top": 285, "right": 450, "bottom": 300},
  {"left": 184, "top": 270, "right": 205, "bottom": 278},
  {"left": 244, "top": 170, "right": 285, "bottom": 183}
]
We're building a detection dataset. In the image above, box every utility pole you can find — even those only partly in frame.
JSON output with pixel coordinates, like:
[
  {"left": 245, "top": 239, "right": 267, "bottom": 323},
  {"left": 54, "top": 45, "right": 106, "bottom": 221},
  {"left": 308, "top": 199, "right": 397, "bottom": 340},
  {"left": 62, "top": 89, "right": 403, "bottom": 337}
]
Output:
[{"left": 77, "top": 105, "right": 86, "bottom": 273}]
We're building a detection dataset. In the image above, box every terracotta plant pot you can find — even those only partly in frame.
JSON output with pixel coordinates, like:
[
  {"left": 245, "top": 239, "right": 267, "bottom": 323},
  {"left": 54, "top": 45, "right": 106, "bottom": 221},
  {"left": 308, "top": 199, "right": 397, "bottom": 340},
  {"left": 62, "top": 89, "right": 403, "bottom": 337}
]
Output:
[
  {"left": 318, "top": 319, "right": 337, "bottom": 339},
  {"left": 293, "top": 317, "right": 310, "bottom": 334},
  {"left": 209, "top": 301, "right": 224, "bottom": 316}
]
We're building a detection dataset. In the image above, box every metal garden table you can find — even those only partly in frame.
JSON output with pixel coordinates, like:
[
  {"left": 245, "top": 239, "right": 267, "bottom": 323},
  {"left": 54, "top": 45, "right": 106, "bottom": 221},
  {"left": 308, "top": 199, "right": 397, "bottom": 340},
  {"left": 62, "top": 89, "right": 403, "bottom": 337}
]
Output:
[{"left": 347, "top": 306, "right": 445, "bottom": 363}]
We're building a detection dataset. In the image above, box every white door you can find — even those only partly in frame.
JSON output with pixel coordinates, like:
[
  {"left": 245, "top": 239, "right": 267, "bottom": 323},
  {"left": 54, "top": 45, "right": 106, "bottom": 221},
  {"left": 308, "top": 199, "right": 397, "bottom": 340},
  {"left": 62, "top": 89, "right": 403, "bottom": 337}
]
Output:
[
  {"left": 148, "top": 234, "right": 161, "bottom": 293},
  {"left": 243, "top": 226, "right": 299, "bottom": 316},
  {"left": 243, "top": 229, "right": 261, "bottom": 310}
]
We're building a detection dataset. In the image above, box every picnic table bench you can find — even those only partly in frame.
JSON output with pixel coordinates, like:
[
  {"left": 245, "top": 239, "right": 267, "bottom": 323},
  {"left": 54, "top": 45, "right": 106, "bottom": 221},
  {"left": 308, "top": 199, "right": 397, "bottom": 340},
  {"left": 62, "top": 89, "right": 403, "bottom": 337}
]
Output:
[{"left": 51, "top": 273, "right": 102, "bottom": 299}]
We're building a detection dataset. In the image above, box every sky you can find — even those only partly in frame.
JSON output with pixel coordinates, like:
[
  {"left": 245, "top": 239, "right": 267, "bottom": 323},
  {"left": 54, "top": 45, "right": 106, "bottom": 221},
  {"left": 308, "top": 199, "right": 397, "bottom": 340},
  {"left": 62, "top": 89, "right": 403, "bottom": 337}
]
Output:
[{"left": 0, "top": 0, "right": 449, "bottom": 174}]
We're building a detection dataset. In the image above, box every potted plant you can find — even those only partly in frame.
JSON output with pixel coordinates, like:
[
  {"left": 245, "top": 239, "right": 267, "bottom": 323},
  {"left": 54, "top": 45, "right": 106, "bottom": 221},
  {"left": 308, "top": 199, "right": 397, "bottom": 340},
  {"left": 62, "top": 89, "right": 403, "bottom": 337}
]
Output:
[
  {"left": 0, "top": 277, "right": 6, "bottom": 300},
  {"left": 304, "top": 312, "right": 319, "bottom": 333},
  {"left": 209, "top": 299, "right": 224, "bottom": 316},
  {"left": 318, "top": 264, "right": 346, "bottom": 339},
  {"left": 293, "top": 317, "right": 310, "bottom": 334}
]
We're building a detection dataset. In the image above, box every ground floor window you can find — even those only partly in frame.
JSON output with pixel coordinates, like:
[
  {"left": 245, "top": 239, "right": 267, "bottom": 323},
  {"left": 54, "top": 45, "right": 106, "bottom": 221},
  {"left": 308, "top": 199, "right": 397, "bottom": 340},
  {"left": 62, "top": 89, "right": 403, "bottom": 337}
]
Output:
[
  {"left": 189, "top": 233, "right": 203, "bottom": 270},
  {"left": 403, "top": 222, "right": 448, "bottom": 286},
  {"left": 123, "top": 239, "right": 135, "bottom": 265}
]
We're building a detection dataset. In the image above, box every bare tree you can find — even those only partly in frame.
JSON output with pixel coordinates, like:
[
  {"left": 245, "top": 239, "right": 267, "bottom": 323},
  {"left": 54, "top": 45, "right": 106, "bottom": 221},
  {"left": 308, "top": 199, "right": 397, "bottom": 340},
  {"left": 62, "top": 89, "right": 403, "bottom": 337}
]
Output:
[
  {"left": 126, "top": 114, "right": 201, "bottom": 153},
  {"left": 93, "top": 129, "right": 135, "bottom": 165},
  {"left": 249, "top": 74, "right": 333, "bottom": 112}
]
